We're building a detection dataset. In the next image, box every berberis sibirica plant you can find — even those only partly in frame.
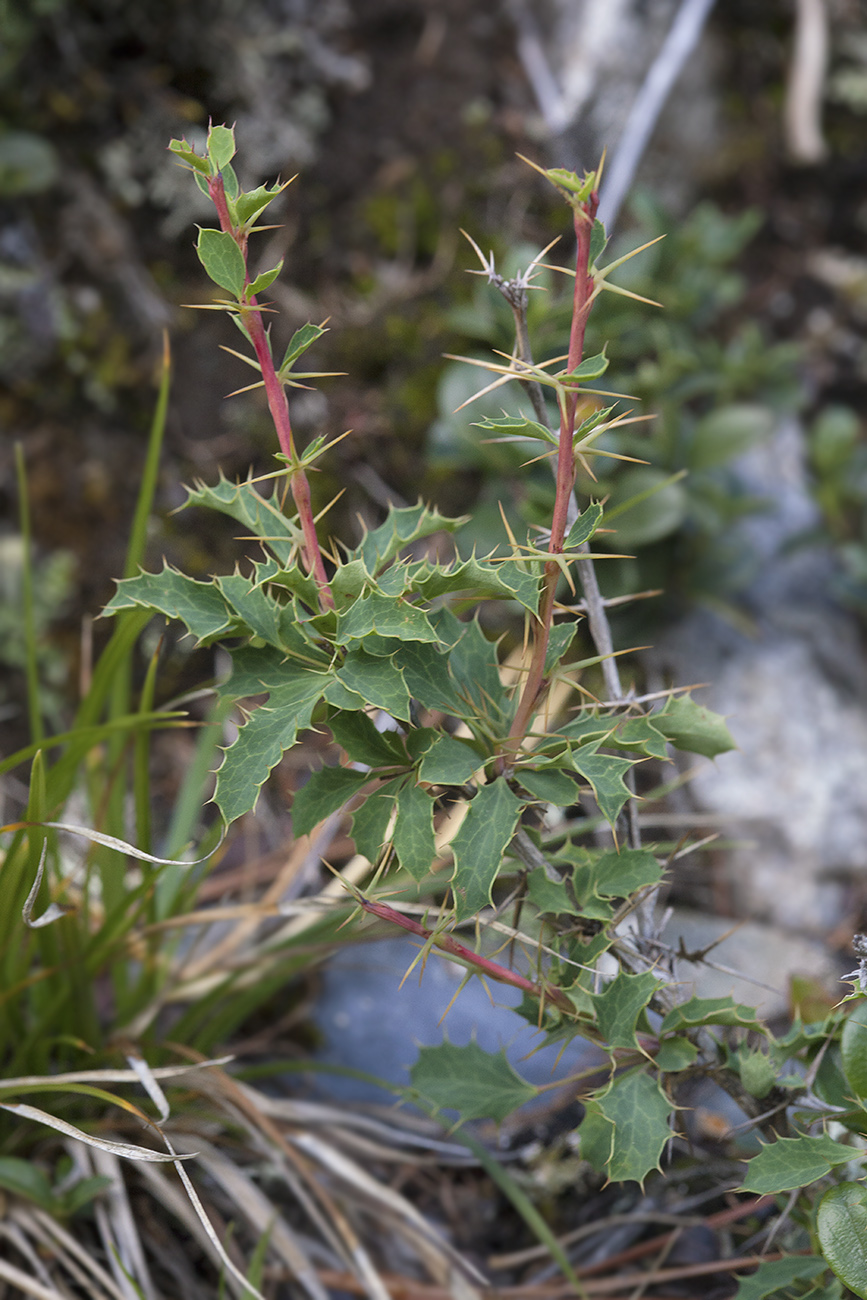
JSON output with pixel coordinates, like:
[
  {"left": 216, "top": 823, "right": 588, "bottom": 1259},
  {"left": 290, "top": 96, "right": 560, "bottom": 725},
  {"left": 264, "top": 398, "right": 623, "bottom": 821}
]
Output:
[{"left": 8, "top": 121, "right": 867, "bottom": 1297}]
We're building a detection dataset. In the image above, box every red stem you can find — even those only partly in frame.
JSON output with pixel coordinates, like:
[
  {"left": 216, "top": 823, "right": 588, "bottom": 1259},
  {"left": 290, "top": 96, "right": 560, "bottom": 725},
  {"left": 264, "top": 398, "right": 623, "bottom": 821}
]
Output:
[
  {"left": 358, "top": 895, "right": 578, "bottom": 1017},
  {"left": 498, "top": 189, "right": 599, "bottom": 769},
  {"left": 207, "top": 172, "right": 335, "bottom": 612}
]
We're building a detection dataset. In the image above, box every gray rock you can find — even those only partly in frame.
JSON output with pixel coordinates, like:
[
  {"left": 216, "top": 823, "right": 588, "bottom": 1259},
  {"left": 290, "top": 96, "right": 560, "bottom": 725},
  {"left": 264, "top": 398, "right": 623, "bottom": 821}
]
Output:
[{"left": 313, "top": 936, "right": 602, "bottom": 1109}]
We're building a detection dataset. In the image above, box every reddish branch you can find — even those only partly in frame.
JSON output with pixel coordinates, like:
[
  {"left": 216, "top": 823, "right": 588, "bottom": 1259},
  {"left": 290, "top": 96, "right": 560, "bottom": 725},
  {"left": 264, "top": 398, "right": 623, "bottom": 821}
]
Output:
[
  {"left": 207, "top": 172, "right": 335, "bottom": 611},
  {"left": 358, "top": 895, "right": 578, "bottom": 1017},
  {"left": 499, "top": 187, "right": 599, "bottom": 769}
]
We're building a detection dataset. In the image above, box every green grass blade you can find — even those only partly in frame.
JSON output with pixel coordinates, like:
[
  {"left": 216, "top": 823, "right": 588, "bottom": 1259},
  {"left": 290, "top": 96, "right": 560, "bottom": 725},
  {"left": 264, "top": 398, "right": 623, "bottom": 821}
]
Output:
[
  {"left": 14, "top": 444, "right": 43, "bottom": 746},
  {"left": 124, "top": 332, "right": 171, "bottom": 581}
]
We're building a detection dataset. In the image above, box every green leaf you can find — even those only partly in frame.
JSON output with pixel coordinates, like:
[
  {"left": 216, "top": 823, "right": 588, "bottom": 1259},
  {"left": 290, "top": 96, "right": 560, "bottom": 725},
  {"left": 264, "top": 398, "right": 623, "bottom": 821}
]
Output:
[
  {"left": 589, "top": 219, "right": 608, "bottom": 268},
  {"left": 543, "top": 622, "right": 578, "bottom": 676},
  {"left": 516, "top": 766, "right": 579, "bottom": 806},
  {"left": 841, "top": 1000, "right": 867, "bottom": 1103},
  {"left": 336, "top": 647, "right": 411, "bottom": 722},
  {"left": 570, "top": 743, "right": 634, "bottom": 825},
  {"left": 395, "top": 641, "right": 468, "bottom": 717},
  {"left": 196, "top": 227, "right": 246, "bottom": 298},
  {"left": 582, "top": 1070, "right": 673, "bottom": 1185},
  {"left": 449, "top": 780, "right": 522, "bottom": 922},
  {"left": 591, "top": 971, "right": 662, "bottom": 1050},
  {"left": 103, "top": 565, "right": 235, "bottom": 644},
  {"left": 247, "top": 260, "right": 283, "bottom": 297},
  {"left": 350, "top": 780, "right": 400, "bottom": 861},
  {"left": 206, "top": 124, "right": 236, "bottom": 170},
  {"left": 393, "top": 782, "right": 436, "bottom": 879},
  {"left": 235, "top": 182, "right": 284, "bottom": 226},
  {"left": 818, "top": 1183, "right": 867, "bottom": 1299},
  {"left": 0, "top": 1156, "right": 53, "bottom": 1210},
  {"left": 411, "top": 554, "right": 541, "bottom": 615},
  {"left": 435, "top": 612, "right": 512, "bottom": 728},
  {"left": 526, "top": 867, "right": 580, "bottom": 917},
  {"left": 472, "top": 413, "right": 558, "bottom": 447},
  {"left": 336, "top": 591, "right": 439, "bottom": 645},
  {"left": 417, "top": 736, "right": 480, "bottom": 785},
  {"left": 740, "top": 1134, "right": 857, "bottom": 1195},
  {"left": 661, "top": 995, "right": 765, "bottom": 1035},
  {"left": 291, "top": 766, "right": 371, "bottom": 838},
  {"left": 575, "top": 847, "right": 663, "bottom": 901},
  {"left": 739, "top": 1047, "right": 777, "bottom": 1099},
  {"left": 220, "top": 162, "right": 239, "bottom": 200},
  {"left": 612, "top": 715, "right": 670, "bottom": 760},
  {"left": 655, "top": 1037, "right": 698, "bottom": 1072},
  {"left": 328, "top": 710, "right": 407, "bottom": 768},
  {"left": 183, "top": 474, "right": 300, "bottom": 567},
  {"left": 653, "top": 696, "right": 736, "bottom": 759},
  {"left": 354, "top": 503, "right": 467, "bottom": 573},
  {"left": 216, "top": 570, "right": 324, "bottom": 661},
  {"left": 545, "top": 167, "right": 595, "bottom": 200},
  {"left": 279, "top": 322, "right": 328, "bottom": 373},
  {"left": 168, "top": 137, "right": 210, "bottom": 173},
  {"left": 733, "top": 1256, "right": 829, "bottom": 1300},
  {"left": 214, "top": 649, "right": 328, "bottom": 822},
  {"left": 564, "top": 501, "right": 603, "bottom": 550},
  {"left": 566, "top": 351, "right": 609, "bottom": 381},
  {"left": 410, "top": 1040, "right": 538, "bottom": 1123}
]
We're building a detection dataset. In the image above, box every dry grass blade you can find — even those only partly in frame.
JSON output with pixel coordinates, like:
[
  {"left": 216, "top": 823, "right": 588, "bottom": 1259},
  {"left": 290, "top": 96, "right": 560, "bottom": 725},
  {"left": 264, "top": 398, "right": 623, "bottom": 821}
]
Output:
[
  {"left": 0, "top": 1256, "right": 63, "bottom": 1300},
  {"left": 0, "top": 1102, "right": 193, "bottom": 1162},
  {"left": 160, "top": 1128, "right": 268, "bottom": 1300},
  {"left": 169, "top": 1132, "right": 329, "bottom": 1300},
  {"left": 88, "top": 1145, "right": 158, "bottom": 1300},
  {"left": 9, "top": 1204, "right": 127, "bottom": 1300},
  {"left": 288, "top": 1128, "right": 487, "bottom": 1289}
]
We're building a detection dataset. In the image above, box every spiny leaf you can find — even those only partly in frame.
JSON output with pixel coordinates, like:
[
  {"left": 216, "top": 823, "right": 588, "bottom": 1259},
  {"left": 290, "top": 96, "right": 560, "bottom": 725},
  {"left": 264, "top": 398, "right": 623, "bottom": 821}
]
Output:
[
  {"left": 336, "top": 591, "right": 439, "bottom": 645},
  {"left": 660, "top": 995, "right": 765, "bottom": 1035},
  {"left": 653, "top": 695, "right": 736, "bottom": 759},
  {"left": 206, "top": 123, "right": 236, "bottom": 170},
  {"left": 574, "top": 848, "right": 663, "bottom": 902},
  {"left": 591, "top": 970, "right": 661, "bottom": 1051},
  {"left": 354, "top": 502, "right": 467, "bottom": 573},
  {"left": 335, "top": 646, "right": 412, "bottom": 722},
  {"left": 566, "top": 351, "right": 609, "bottom": 382},
  {"left": 393, "top": 782, "right": 436, "bottom": 879},
  {"left": 740, "top": 1134, "right": 857, "bottom": 1195},
  {"left": 564, "top": 501, "right": 603, "bottom": 550},
  {"left": 410, "top": 1040, "right": 538, "bottom": 1123},
  {"left": 580, "top": 1070, "right": 673, "bottom": 1185},
  {"left": 840, "top": 999, "right": 867, "bottom": 1104},
  {"left": 350, "top": 780, "right": 400, "bottom": 861},
  {"left": 417, "top": 735, "right": 480, "bottom": 785},
  {"left": 183, "top": 474, "right": 299, "bottom": 566},
  {"left": 247, "top": 260, "right": 283, "bottom": 297},
  {"left": 515, "top": 765, "right": 579, "bottom": 807},
  {"left": 235, "top": 181, "right": 286, "bottom": 226},
  {"left": 104, "top": 565, "right": 235, "bottom": 644},
  {"left": 570, "top": 743, "right": 634, "bottom": 825},
  {"left": 291, "top": 766, "right": 371, "bottom": 838},
  {"left": 449, "top": 780, "right": 522, "bottom": 922},
  {"left": 279, "top": 322, "right": 328, "bottom": 374},
  {"left": 328, "top": 709, "right": 407, "bottom": 768},
  {"left": 472, "top": 413, "right": 558, "bottom": 447},
  {"left": 214, "top": 648, "right": 328, "bottom": 822},
  {"left": 526, "top": 867, "right": 580, "bottom": 917}
]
